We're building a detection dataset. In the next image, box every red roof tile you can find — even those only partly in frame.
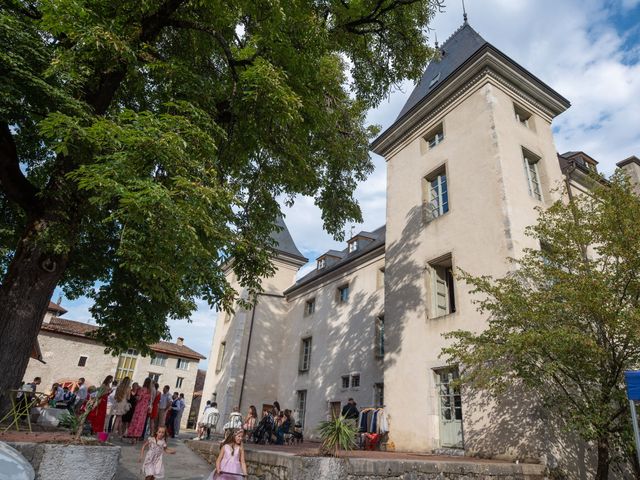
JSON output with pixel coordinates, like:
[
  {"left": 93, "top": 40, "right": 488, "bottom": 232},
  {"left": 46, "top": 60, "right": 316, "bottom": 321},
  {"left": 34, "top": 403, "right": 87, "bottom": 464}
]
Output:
[
  {"left": 48, "top": 301, "right": 68, "bottom": 314},
  {"left": 40, "top": 317, "right": 205, "bottom": 360}
]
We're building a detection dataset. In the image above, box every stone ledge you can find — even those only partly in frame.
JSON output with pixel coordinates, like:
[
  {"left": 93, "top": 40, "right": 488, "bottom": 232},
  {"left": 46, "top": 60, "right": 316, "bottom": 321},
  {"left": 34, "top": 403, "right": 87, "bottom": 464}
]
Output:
[{"left": 9, "top": 442, "right": 120, "bottom": 480}]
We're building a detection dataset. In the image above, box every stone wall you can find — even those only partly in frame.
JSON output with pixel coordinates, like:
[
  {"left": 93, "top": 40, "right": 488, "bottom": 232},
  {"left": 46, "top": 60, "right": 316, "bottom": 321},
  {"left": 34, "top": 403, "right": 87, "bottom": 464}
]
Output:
[
  {"left": 9, "top": 442, "right": 120, "bottom": 480},
  {"left": 187, "top": 441, "right": 547, "bottom": 480}
]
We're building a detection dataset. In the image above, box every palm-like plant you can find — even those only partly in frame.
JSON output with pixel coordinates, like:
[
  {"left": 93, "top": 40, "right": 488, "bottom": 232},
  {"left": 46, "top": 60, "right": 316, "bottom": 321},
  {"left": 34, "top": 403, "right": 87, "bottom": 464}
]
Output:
[{"left": 317, "top": 415, "right": 358, "bottom": 457}]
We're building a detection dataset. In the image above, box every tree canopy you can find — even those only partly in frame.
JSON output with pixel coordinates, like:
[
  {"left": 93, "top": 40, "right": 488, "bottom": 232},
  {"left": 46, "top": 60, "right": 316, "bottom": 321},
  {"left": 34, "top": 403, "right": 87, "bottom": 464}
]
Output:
[
  {"left": 0, "top": 0, "right": 441, "bottom": 353},
  {"left": 443, "top": 173, "right": 640, "bottom": 479}
]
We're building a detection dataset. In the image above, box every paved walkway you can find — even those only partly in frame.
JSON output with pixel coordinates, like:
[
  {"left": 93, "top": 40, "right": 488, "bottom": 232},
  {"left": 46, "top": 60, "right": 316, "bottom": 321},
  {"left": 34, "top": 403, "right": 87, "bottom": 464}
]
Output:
[{"left": 115, "top": 433, "right": 213, "bottom": 480}]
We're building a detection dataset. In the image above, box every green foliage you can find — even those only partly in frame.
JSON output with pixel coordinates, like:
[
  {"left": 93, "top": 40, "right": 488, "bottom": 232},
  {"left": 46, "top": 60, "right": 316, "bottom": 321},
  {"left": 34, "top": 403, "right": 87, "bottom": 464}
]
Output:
[
  {"left": 317, "top": 415, "right": 358, "bottom": 457},
  {"left": 442, "top": 173, "right": 640, "bottom": 474},
  {"left": 58, "top": 411, "right": 80, "bottom": 431},
  {"left": 0, "top": 1, "right": 441, "bottom": 352}
]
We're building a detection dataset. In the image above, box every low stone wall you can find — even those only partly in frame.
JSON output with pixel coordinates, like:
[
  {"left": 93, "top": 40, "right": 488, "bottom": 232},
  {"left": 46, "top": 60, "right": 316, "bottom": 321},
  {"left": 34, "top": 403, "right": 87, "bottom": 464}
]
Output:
[
  {"left": 9, "top": 442, "right": 120, "bottom": 480},
  {"left": 187, "top": 440, "right": 547, "bottom": 480}
]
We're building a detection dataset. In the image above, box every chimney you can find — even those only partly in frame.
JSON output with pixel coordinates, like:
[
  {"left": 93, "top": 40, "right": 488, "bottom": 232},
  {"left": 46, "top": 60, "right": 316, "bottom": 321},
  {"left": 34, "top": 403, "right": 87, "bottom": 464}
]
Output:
[
  {"left": 176, "top": 337, "right": 184, "bottom": 346},
  {"left": 617, "top": 156, "right": 640, "bottom": 195}
]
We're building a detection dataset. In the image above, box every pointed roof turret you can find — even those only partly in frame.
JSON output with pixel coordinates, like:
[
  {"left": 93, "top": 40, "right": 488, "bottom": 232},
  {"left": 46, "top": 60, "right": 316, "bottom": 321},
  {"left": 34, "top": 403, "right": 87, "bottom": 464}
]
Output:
[{"left": 270, "top": 216, "right": 307, "bottom": 263}]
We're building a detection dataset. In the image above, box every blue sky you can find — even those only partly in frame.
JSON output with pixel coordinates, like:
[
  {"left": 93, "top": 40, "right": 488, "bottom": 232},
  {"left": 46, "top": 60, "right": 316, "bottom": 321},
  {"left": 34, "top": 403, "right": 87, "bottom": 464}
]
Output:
[{"left": 54, "top": 0, "right": 640, "bottom": 370}]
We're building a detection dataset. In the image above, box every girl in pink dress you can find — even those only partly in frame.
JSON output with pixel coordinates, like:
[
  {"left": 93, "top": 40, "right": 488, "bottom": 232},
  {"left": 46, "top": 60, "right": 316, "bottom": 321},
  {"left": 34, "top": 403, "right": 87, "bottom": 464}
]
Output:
[
  {"left": 209, "top": 429, "right": 247, "bottom": 479},
  {"left": 127, "top": 377, "right": 151, "bottom": 444},
  {"left": 139, "top": 426, "right": 175, "bottom": 480}
]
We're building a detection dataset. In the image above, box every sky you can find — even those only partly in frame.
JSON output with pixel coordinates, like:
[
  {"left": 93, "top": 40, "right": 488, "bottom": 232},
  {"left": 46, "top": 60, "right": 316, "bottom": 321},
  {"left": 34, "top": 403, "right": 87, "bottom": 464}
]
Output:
[{"left": 54, "top": 0, "right": 640, "bottom": 370}]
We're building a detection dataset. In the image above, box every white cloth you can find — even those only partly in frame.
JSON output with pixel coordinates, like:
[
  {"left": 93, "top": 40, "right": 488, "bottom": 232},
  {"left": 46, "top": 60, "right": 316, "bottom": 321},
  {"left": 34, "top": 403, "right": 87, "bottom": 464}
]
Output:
[
  {"left": 76, "top": 384, "right": 88, "bottom": 401},
  {"left": 159, "top": 392, "right": 172, "bottom": 409},
  {"left": 53, "top": 387, "right": 65, "bottom": 402},
  {"left": 224, "top": 411, "right": 243, "bottom": 430}
]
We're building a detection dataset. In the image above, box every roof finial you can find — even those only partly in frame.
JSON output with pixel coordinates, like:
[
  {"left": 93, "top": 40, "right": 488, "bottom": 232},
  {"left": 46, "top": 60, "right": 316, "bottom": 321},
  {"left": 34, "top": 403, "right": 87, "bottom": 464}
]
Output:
[
  {"left": 434, "top": 31, "right": 439, "bottom": 49},
  {"left": 462, "top": 0, "right": 468, "bottom": 23}
]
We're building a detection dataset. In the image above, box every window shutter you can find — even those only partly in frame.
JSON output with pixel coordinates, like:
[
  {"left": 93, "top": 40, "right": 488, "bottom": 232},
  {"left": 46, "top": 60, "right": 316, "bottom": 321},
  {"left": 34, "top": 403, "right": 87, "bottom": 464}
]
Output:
[{"left": 433, "top": 266, "right": 448, "bottom": 316}]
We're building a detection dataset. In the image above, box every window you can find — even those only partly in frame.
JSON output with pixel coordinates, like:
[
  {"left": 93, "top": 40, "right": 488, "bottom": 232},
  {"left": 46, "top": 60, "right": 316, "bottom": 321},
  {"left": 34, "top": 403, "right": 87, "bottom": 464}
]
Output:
[
  {"left": 296, "top": 390, "right": 307, "bottom": 427},
  {"left": 429, "top": 255, "right": 456, "bottom": 318},
  {"left": 351, "top": 374, "right": 360, "bottom": 389},
  {"left": 374, "top": 383, "right": 384, "bottom": 407},
  {"left": 337, "top": 284, "right": 349, "bottom": 303},
  {"left": 304, "top": 298, "right": 316, "bottom": 316},
  {"left": 514, "top": 104, "right": 532, "bottom": 128},
  {"left": 149, "top": 372, "right": 161, "bottom": 382},
  {"left": 215, "top": 341, "right": 226, "bottom": 373},
  {"left": 115, "top": 349, "right": 138, "bottom": 380},
  {"left": 348, "top": 241, "right": 358, "bottom": 253},
  {"left": 150, "top": 354, "right": 167, "bottom": 367},
  {"left": 522, "top": 148, "right": 542, "bottom": 201},
  {"left": 317, "top": 258, "right": 326, "bottom": 270},
  {"left": 435, "top": 367, "right": 462, "bottom": 421},
  {"left": 176, "top": 358, "right": 190, "bottom": 370},
  {"left": 428, "top": 72, "right": 441, "bottom": 89},
  {"left": 77, "top": 356, "right": 87, "bottom": 367},
  {"left": 341, "top": 376, "right": 350, "bottom": 389},
  {"left": 425, "top": 123, "right": 444, "bottom": 149},
  {"left": 377, "top": 267, "right": 385, "bottom": 289},
  {"left": 175, "top": 377, "right": 184, "bottom": 389},
  {"left": 374, "top": 315, "right": 384, "bottom": 359},
  {"left": 299, "top": 337, "right": 312, "bottom": 372},
  {"left": 425, "top": 168, "right": 449, "bottom": 220}
]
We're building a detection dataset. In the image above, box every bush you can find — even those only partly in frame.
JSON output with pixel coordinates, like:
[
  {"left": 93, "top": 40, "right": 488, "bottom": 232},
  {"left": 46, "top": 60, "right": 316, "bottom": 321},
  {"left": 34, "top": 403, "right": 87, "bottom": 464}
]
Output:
[{"left": 317, "top": 416, "right": 357, "bottom": 457}]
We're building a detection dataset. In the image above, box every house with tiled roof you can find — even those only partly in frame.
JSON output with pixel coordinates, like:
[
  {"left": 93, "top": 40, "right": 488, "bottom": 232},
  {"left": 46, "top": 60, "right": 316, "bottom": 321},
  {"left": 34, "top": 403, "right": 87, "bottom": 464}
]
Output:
[{"left": 23, "top": 302, "right": 205, "bottom": 429}]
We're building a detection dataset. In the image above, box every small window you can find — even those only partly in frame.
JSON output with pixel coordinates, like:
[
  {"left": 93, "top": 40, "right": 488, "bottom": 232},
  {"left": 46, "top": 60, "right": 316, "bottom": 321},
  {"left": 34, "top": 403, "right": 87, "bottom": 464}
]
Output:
[
  {"left": 341, "top": 375, "right": 350, "bottom": 389},
  {"left": 77, "top": 356, "right": 87, "bottom": 367},
  {"left": 429, "top": 255, "right": 456, "bottom": 318},
  {"left": 376, "top": 267, "right": 385, "bottom": 289},
  {"left": 428, "top": 72, "right": 441, "bottom": 89},
  {"left": 176, "top": 358, "right": 190, "bottom": 370},
  {"left": 348, "top": 241, "right": 358, "bottom": 253},
  {"left": 514, "top": 104, "right": 532, "bottom": 128},
  {"left": 317, "top": 258, "right": 326, "bottom": 270},
  {"left": 424, "top": 167, "right": 449, "bottom": 220},
  {"left": 351, "top": 374, "right": 360, "bottom": 389},
  {"left": 425, "top": 123, "right": 444, "bottom": 149},
  {"left": 374, "top": 383, "right": 384, "bottom": 407},
  {"left": 149, "top": 372, "right": 161, "bottom": 382},
  {"left": 522, "top": 148, "right": 542, "bottom": 201},
  {"left": 150, "top": 354, "right": 167, "bottom": 367},
  {"left": 299, "top": 337, "right": 312, "bottom": 372},
  {"left": 296, "top": 390, "right": 307, "bottom": 427},
  {"left": 215, "top": 341, "right": 226, "bottom": 373},
  {"left": 304, "top": 298, "right": 316, "bottom": 316},
  {"left": 374, "top": 315, "right": 384, "bottom": 359},
  {"left": 337, "top": 284, "right": 349, "bottom": 303},
  {"left": 175, "top": 377, "right": 184, "bottom": 389}
]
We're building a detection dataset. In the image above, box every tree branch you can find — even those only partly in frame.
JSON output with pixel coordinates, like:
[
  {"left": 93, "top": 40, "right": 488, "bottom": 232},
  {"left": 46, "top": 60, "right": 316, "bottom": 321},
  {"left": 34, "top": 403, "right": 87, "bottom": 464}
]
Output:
[
  {"left": 4, "top": 0, "right": 42, "bottom": 20},
  {"left": 0, "top": 123, "right": 40, "bottom": 213}
]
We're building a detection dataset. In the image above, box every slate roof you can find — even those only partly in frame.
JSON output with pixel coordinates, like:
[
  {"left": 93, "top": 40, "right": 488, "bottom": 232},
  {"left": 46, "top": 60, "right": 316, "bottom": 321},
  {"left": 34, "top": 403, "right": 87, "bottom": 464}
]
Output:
[
  {"left": 397, "top": 22, "right": 488, "bottom": 119},
  {"left": 271, "top": 216, "right": 307, "bottom": 262},
  {"left": 40, "top": 316, "right": 206, "bottom": 360},
  {"left": 320, "top": 250, "right": 346, "bottom": 259},
  {"left": 284, "top": 225, "right": 386, "bottom": 295}
]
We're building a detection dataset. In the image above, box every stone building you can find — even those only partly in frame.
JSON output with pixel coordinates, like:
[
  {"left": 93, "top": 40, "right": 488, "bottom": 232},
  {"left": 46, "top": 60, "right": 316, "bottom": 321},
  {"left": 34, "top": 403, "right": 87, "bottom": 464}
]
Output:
[
  {"left": 24, "top": 301, "right": 206, "bottom": 428},
  {"left": 202, "top": 20, "right": 639, "bottom": 473}
]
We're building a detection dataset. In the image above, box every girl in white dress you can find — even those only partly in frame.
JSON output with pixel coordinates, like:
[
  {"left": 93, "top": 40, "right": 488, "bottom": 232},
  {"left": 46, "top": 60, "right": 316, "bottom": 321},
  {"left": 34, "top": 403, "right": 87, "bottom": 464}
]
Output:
[{"left": 139, "top": 426, "right": 175, "bottom": 479}]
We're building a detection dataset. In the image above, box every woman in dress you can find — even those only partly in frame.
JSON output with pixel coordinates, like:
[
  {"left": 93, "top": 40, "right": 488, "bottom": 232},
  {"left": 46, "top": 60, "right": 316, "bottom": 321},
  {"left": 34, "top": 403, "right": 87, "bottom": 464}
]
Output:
[
  {"left": 122, "top": 382, "right": 139, "bottom": 441},
  {"left": 111, "top": 377, "right": 131, "bottom": 438},
  {"left": 210, "top": 429, "right": 247, "bottom": 480},
  {"left": 243, "top": 405, "right": 257, "bottom": 442},
  {"left": 88, "top": 375, "right": 113, "bottom": 434},
  {"left": 127, "top": 377, "right": 152, "bottom": 444},
  {"left": 139, "top": 426, "right": 175, "bottom": 480},
  {"left": 149, "top": 382, "right": 160, "bottom": 435}
]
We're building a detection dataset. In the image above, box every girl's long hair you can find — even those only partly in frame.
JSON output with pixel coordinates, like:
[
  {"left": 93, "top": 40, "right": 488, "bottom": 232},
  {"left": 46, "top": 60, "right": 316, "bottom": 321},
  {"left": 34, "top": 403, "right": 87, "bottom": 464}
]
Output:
[
  {"left": 102, "top": 375, "right": 113, "bottom": 387},
  {"left": 115, "top": 377, "right": 131, "bottom": 402},
  {"left": 220, "top": 428, "right": 242, "bottom": 456},
  {"left": 249, "top": 405, "right": 257, "bottom": 418},
  {"left": 142, "top": 377, "right": 152, "bottom": 390}
]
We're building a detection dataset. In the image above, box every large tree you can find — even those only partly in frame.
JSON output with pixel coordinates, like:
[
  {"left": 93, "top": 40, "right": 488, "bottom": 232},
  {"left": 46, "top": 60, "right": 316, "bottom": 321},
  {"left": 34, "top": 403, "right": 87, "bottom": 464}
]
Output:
[
  {"left": 0, "top": 0, "right": 441, "bottom": 409},
  {"left": 443, "top": 173, "right": 640, "bottom": 480}
]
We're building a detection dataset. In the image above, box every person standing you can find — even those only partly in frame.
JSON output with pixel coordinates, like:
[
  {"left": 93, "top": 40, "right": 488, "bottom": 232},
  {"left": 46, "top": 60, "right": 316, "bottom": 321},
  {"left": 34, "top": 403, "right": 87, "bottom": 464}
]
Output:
[
  {"left": 139, "top": 426, "right": 175, "bottom": 480},
  {"left": 122, "top": 382, "right": 138, "bottom": 438},
  {"left": 156, "top": 385, "right": 171, "bottom": 434},
  {"left": 87, "top": 375, "right": 113, "bottom": 434},
  {"left": 174, "top": 393, "right": 186, "bottom": 436},
  {"left": 112, "top": 377, "right": 131, "bottom": 438},
  {"left": 341, "top": 397, "right": 359, "bottom": 424},
  {"left": 166, "top": 392, "right": 179, "bottom": 438},
  {"left": 149, "top": 382, "right": 161, "bottom": 436},
  {"left": 74, "top": 377, "right": 87, "bottom": 413},
  {"left": 106, "top": 379, "right": 119, "bottom": 432},
  {"left": 127, "top": 377, "right": 152, "bottom": 444},
  {"left": 206, "top": 402, "right": 220, "bottom": 440}
]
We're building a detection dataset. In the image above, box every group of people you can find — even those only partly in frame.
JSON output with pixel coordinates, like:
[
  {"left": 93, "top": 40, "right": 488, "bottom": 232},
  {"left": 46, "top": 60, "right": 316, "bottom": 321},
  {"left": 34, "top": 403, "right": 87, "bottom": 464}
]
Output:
[{"left": 20, "top": 375, "right": 190, "bottom": 443}]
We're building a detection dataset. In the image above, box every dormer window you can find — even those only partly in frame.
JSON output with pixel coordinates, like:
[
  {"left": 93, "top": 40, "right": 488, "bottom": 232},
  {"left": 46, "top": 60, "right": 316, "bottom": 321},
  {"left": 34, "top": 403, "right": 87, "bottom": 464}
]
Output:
[
  {"left": 428, "top": 72, "right": 441, "bottom": 89},
  {"left": 348, "top": 241, "right": 358, "bottom": 253},
  {"left": 425, "top": 123, "right": 444, "bottom": 149},
  {"left": 317, "top": 258, "right": 326, "bottom": 270}
]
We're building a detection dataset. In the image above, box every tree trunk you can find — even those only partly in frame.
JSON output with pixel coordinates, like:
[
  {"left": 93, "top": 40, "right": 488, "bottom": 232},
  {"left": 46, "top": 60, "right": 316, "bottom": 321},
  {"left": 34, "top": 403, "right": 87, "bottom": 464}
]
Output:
[
  {"left": 0, "top": 222, "right": 68, "bottom": 415},
  {"left": 595, "top": 436, "right": 611, "bottom": 480}
]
